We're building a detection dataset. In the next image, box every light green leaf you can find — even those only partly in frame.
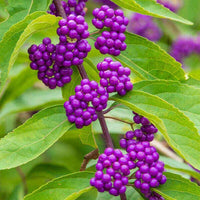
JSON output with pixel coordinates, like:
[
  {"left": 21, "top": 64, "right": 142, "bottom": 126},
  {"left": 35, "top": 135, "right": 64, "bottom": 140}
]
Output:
[
  {"left": 76, "top": 188, "right": 98, "bottom": 200},
  {"left": 0, "top": 0, "right": 51, "bottom": 40},
  {"left": 0, "top": 105, "right": 72, "bottom": 170},
  {"left": 24, "top": 171, "right": 94, "bottom": 200},
  {"left": 155, "top": 172, "right": 200, "bottom": 200},
  {"left": 115, "top": 32, "right": 186, "bottom": 81},
  {"left": 189, "top": 68, "right": 200, "bottom": 81},
  {"left": 160, "top": 156, "right": 200, "bottom": 180},
  {"left": 134, "top": 80, "right": 200, "bottom": 136},
  {"left": 0, "top": 89, "right": 63, "bottom": 121},
  {"left": 111, "top": 91, "right": 200, "bottom": 170},
  {"left": 0, "top": 13, "right": 60, "bottom": 93},
  {"left": 110, "top": 0, "right": 192, "bottom": 25}
]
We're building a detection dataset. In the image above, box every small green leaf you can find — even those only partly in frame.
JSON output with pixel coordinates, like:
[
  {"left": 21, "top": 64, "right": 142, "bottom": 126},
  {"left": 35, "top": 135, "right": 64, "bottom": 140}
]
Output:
[
  {"left": 110, "top": 0, "right": 192, "bottom": 25},
  {"left": 24, "top": 171, "right": 94, "bottom": 200},
  {"left": 0, "top": 105, "right": 72, "bottom": 170},
  {"left": 155, "top": 172, "right": 200, "bottom": 200},
  {"left": 111, "top": 91, "right": 200, "bottom": 170}
]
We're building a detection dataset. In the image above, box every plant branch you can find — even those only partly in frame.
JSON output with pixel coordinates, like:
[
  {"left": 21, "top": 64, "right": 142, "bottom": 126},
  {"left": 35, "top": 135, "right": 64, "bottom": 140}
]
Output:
[
  {"left": 77, "top": 64, "right": 89, "bottom": 79},
  {"left": 80, "top": 149, "right": 99, "bottom": 171},
  {"left": 53, "top": 0, "right": 67, "bottom": 18},
  {"left": 16, "top": 167, "right": 28, "bottom": 195},
  {"left": 97, "top": 111, "right": 114, "bottom": 148},
  {"left": 103, "top": 104, "right": 122, "bottom": 114},
  {"left": 104, "top": 116, "right": 134, "bottom": 126}
]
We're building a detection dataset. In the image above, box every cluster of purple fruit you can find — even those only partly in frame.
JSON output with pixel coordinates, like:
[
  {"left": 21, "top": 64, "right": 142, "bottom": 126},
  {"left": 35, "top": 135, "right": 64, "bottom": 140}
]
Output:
[
  {"left": 48, "top": 0, "right": 88, "bottom": 17},
  {"left": 90, "top": 148, "right": 135, "bottom": 196},
  {"left": 92, "top": 5, "right": 129, "bottom": 56},
  {"left": 57, "top": 15, "right": 89, "bottom": 42},
  {"left": 28, "top": 38, "right": 73, "bottom": 89},
  {"left": 64, "top": 79, "right": 109, "bottom": 128},
  {"left": 90, "top": 112, "right": 166, "bottom": 198},
  {"left": 97, "top": 57, "right": 133, "bottom": 96},
  {"left": 28, "top": 1, "right": 92, "bottom": 89}
]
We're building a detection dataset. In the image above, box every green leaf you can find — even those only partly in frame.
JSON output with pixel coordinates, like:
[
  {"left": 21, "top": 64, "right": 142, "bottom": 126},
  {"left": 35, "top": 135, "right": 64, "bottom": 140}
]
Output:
[
  {"left": 0, "top": 0, "right": 51, "bottom": 40},
  {"left": 0, "top": 13, "right": 60, "bottom": 93},
  {"left": 0, "top": 67, "right": 38, "bottom": 108},
  {"left": 111, "top": 91, "right": 200, "bottom": 170},
  {"left": 114, "top": 32, "right": 186, "bottom": 81},
  {"left": 134, "top": 80, "right": 200, "bottom": 138},
  {"left": 0, "top": 105, "right": 72, "bottom": 170},
  {"left": 0, "top": 89, "right": 63, "bottom": 120},
  {"left": 160, "top": 156, "right": 200, "bottom": 180},
  {"left": 24, "top": 171, "right": 94, "bottom": 200},
  {"left": 189, "top": 68, "right": 200, "bottom": 81},
  {"left": 27, "top": 163, "right": 70, "bottom": 193},
  {"left": 76, "top": 188, "right": 98, "bottom": 200},
  {"left": 110, "top": 0, "right": 192, "bottom": 25},
  {"left": 155, "top": 172, "right": 200, "bottom": 200}
]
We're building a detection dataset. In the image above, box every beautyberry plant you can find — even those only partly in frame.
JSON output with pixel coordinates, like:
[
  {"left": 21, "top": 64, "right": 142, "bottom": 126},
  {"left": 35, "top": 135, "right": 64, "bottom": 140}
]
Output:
[{"left": 1, "top": 0, "right": 200, "bottom": 200}]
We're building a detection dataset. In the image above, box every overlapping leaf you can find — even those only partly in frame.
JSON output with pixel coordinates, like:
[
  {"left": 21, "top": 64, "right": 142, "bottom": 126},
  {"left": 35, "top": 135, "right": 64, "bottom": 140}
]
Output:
[
  {"left": 110, "top": 0, "right": 192, "bottom": 24},
  {"left": 111, "top": 90, "right": 200, "bottom": 170}
]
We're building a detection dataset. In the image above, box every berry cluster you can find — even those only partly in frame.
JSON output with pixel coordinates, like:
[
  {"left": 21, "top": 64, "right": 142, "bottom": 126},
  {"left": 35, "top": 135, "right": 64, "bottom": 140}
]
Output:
[
  {"left": 90, "top": 148, "right": 135, "bottom": 196},
  {"left": 132, "top": 142, "right": 166, "bottom": 196},
  {"left": 97, "top": 57, "right": 133, "bottom": 96},
  {"left": 132, "top": 112, "right": 158, "bottom": 142},
  {"left": 64, "top": 79, "right": 108, "bottom": 128},
  {"left": 92, "top": 5, "right": 128, "bottom": 56},
  {"left": 57, "top": 15, "right": 89, "bottom": 42},
  {"left": 28, "top": 38, "right": 73, "bottom": 89},
  {"left": 128, "top": 13, "right": 162, "bottom": 42},
  {"left": 54, "top": 40, "right": 91, "bottom": 67},
  {"left": 49, "top": 0, "right": 88, "bottom": 17}
]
